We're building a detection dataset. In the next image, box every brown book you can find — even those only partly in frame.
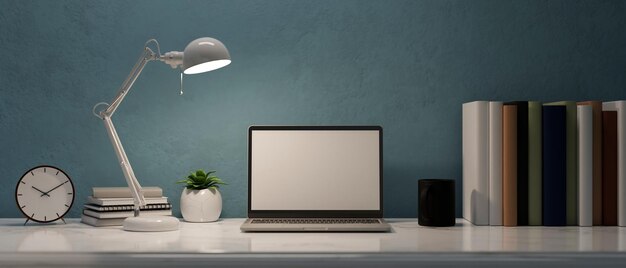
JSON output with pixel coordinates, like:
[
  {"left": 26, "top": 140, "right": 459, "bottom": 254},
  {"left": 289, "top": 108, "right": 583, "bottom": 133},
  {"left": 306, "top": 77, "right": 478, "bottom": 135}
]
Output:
[
  {"left": 578, "top": 101, "right": 603, "bottom": 225},
  {"left": 503, "top": 105, "right": 518, "bottom": 226},
  {"left": 602, "top": 111, "right": 618, "bottom": 226}
]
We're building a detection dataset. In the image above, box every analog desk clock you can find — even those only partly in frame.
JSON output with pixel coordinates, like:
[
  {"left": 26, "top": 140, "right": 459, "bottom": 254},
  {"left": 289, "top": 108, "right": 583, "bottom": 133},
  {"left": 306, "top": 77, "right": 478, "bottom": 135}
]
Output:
[{"left": 15, "top": 165, "right": 75, "bottom": 225}]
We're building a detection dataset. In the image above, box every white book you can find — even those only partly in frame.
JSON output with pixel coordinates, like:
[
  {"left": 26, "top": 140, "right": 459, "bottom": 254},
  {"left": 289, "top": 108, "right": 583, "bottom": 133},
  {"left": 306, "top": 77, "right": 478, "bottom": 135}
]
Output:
[
  {"left": 83, "top": 208, "right": 172, "bottom": 219},
  {"left": 603, "top": 101, "right": 626, "bottom": 226},
  {"left": 92, "top": 186, "right": 163, "bottom": 198},
  {"left": 86, "top": 196, "right": 168, "bottom": 206},
  {"left": 83, "top": 203, "right": 172, "bottom": 212},
  {"left": 578, "top": 105, "right": 593, "bottom": 227},
  {"left": 462, "top": 101, "right": 490, "bottom": 225},
  {"left": 489, "top": 102, "right": 503, "bottom": 226},
  {"left": 81, "top": 214, "right": 125, "bottom": 227}
]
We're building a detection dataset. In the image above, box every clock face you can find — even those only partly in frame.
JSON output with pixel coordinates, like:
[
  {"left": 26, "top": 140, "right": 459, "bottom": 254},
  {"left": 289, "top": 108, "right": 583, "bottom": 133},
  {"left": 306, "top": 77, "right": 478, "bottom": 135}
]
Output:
[{"left": 15, "top": 166, "right": 75, "bottom": 223}]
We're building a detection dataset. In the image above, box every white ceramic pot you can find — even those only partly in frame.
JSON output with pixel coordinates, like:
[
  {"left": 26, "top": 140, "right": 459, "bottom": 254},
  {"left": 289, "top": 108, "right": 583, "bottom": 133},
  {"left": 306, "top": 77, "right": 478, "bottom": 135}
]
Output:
[{"left": 180, "top": 188, "right": 222, "bottom": 222}]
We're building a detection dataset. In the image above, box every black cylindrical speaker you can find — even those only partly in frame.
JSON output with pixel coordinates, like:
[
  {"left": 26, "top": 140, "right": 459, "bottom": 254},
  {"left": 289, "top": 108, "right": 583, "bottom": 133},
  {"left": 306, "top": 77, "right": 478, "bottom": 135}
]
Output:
[{"left": 418, "top": 179, "right": 455, "bottom": 227}]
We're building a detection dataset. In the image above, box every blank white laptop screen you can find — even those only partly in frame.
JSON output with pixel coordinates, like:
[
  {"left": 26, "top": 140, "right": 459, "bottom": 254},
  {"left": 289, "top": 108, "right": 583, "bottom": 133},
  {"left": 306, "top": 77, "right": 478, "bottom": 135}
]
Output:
[{"left": 250, "top": 130, "right": 380, "bottom": 211}]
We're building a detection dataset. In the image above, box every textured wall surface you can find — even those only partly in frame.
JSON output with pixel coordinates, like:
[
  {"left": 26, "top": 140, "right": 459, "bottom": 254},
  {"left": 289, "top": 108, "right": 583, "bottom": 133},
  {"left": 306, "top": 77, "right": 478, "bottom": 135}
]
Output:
[{"left": 0, "top": 0, "right": 625, "bottom": 219}]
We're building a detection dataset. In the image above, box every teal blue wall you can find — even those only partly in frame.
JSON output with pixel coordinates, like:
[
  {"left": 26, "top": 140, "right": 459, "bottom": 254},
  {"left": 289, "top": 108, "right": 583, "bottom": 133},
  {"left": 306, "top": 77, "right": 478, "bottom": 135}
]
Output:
[{"left": 1, "top": 0, "right": 625, "bottom": 219}]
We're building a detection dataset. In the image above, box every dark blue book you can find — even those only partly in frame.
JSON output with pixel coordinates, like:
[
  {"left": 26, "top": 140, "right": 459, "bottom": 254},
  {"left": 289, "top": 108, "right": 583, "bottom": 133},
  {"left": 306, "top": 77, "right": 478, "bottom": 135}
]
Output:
[{"left": 542, "top": 105, "right": 567, "bottom": 226}]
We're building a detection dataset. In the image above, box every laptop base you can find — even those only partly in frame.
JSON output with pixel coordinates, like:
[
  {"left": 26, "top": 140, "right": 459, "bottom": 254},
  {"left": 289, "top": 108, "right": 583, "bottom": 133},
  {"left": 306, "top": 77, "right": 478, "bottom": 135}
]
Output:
[{"left": 240, "top": 218, "right": 391, "bottom": 232}]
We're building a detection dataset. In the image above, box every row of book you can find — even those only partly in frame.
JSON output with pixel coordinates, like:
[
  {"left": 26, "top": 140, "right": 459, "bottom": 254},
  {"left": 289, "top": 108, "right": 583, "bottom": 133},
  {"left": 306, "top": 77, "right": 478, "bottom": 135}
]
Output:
[
  {"left": 80, "top": 186, "right": 172, "bottom": 227},
  {"left": 462, "top": 100, "right": 625, "bottom": 226}
]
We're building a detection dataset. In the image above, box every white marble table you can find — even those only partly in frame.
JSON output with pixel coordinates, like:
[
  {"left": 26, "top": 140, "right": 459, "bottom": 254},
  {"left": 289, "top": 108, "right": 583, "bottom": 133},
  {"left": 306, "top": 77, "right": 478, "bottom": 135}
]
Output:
[{"left": 1, "top": 218, "right": 626, "bottom": 267}]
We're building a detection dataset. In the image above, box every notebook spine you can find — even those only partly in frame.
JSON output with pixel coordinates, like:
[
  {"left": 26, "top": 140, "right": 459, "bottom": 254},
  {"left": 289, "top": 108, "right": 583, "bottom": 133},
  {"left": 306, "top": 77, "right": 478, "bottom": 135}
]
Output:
[{"left": 84, "top": 203, "right": 172, "bottom": 212}]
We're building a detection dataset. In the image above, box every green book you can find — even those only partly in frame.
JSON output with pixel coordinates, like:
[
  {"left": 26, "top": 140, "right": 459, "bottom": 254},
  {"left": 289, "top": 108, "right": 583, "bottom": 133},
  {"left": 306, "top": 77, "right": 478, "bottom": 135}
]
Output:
[
  {"left": 528, "top": 101, "right": 543, "bottom": 226},
  {"left": 545, "top": 101, "right": 578, "bottom": 225}
]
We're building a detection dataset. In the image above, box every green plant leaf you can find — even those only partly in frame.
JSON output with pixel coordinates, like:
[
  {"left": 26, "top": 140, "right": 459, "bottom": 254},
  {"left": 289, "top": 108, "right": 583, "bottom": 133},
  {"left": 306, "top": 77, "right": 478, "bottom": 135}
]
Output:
[
  {"left": 211, "top": 178, "right": 226, "bottom": 185},
  {"left": 177, "top": 169, "right": 226, "bottom": 190}
]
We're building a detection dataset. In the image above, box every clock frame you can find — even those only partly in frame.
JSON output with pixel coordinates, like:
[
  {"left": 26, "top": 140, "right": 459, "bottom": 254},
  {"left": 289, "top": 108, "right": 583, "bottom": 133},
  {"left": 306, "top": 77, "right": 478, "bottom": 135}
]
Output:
[{"left": 15, "top": 165, "right": 75, "bottom": 224}]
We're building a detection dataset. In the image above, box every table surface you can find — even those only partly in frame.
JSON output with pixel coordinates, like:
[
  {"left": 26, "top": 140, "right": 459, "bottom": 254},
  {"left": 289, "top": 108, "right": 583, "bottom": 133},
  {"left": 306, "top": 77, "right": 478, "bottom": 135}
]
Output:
[{"left": 2, "top": 218, "right": 626, "bottom": 267}]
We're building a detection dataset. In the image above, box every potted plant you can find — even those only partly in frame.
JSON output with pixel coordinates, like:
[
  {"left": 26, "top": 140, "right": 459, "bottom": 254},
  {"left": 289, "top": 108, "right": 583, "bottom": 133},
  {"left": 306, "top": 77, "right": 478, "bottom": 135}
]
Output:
[{"left": 176, "top": 170, "right": 226, "bottom": 222}]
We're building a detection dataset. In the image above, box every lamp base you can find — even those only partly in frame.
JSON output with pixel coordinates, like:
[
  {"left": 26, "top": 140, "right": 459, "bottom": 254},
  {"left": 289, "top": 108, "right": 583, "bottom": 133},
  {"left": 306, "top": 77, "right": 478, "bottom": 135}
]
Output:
[{"left": 123, "top": 215, "right": 179, "bottom": 232}]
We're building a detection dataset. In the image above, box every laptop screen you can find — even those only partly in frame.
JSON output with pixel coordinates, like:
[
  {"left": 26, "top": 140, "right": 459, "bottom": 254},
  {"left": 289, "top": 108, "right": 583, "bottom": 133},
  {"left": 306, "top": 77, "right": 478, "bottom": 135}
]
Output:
[{"left": 248, "top": 126, "right": 382, "bottom": 216}]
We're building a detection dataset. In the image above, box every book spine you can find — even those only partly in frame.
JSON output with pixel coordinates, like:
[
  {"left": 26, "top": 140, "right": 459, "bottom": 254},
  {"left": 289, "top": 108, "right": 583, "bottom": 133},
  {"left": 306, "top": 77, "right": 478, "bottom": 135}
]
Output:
[
  {"left": 489, "top": 102, "right": 503, "bottom": 226},
  {"left": 618, "top": 103, "right": 626, "bottom": 227},
  {"left": 578, "top": 101, "right": 603, "bottom": 225},
  {"left": 462, "top": 101, "right": 490, "bottom": 225},
  {"left": 92, "top": 187, "right": 163, "bottom": 198},
  {"left": 85, "top": 203, "right": 172, "bottom": 212},
  {"left": 81, "top": 214, "right": 124, "bottom": 227},
  {"left": 86, "top": 196, "right": 168, "bottom": 206},
  {"left": 514, "top": 102, "right": 530, "bottom": 226},
  {"left": 564, "top": 102, "right": 579, "bottom": 226},
  {"left": 544, "top": 101, "right": 579, "bottom": 225},
  {"left": 593, "top": 103, "right": 603, "bottom": 226},
  {"left": 602, "top": 111, "right": 618, "bottom": 226},
  {"left": 528, "top": 101, "right": 543, "bottom": 226},
  {"left": 602, "top": 101, "right": 626, "bottom": 226},
  {"left": 542, "top": 106, "right": 567, "bottom": 226},
  {"left": 578, "top": 105, "right": 593, "bottom": 227},
  {"left": 83, "top": 208, "right": 172, "bottom": 219},
  {"left": 503, "top": 105, "right": 518, "bottom": 226}
]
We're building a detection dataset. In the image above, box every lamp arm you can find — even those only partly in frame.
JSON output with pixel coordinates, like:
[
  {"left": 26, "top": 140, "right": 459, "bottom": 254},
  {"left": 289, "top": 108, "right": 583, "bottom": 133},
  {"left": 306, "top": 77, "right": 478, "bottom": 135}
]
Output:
[
  {"left": 103, "top": 47, "right": 157, "bottom": 117},
  {"left": 94, "top": 45, "right": 159, "bottom": 215},
  {"left": 102, "top": 116, "right": 146, "bottom": 212}
]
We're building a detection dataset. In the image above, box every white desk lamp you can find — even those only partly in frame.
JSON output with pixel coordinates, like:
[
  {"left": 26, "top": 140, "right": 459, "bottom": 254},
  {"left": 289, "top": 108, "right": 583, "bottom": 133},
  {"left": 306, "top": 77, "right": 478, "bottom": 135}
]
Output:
[{"left": 92, "top": 38, "right": 231, "bottom": 231}]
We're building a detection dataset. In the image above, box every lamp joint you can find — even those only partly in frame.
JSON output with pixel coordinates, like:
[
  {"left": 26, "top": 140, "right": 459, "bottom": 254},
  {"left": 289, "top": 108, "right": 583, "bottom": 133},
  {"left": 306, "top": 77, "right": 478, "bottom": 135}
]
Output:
[{"left": 160, "top": 51, "right": 184, "bottom": 69}]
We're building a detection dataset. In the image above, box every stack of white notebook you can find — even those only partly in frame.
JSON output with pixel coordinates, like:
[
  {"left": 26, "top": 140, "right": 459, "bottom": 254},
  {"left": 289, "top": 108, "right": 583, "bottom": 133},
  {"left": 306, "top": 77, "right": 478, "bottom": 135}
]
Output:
[{"left": 80, "top": 187, "right": 172, "bottom": 227}]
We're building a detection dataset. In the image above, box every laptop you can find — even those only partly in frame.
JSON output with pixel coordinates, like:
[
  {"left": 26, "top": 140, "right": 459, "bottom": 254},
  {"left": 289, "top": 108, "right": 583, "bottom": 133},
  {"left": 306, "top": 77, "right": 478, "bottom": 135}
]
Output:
[{"left": 240, "top": 126, "right": 391, "bottom": 232}]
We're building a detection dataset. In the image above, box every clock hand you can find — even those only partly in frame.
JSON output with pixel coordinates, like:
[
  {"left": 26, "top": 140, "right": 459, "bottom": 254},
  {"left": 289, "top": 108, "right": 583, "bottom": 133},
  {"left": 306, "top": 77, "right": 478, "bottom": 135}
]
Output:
[
  {"left": 41, "top": 181, "right": 67, "bottom": 196},
  {"left": 32, "top": 186, "right": 51, "bottom": 197}
]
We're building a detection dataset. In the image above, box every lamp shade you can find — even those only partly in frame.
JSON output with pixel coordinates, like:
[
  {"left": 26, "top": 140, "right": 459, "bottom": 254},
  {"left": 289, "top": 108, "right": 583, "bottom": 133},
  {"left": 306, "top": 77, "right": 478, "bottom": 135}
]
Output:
[{"left": 182, "top": 37, "right": 231, "bottom": 75}]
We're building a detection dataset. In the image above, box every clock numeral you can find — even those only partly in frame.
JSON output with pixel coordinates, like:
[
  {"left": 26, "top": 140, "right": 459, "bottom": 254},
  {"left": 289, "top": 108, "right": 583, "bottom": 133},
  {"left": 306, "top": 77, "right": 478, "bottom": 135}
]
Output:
[
  {"left": 67, "top": 193, "right": 73, "bottom": 195},
  {"left": 30, "top": 171, "right": 34, "bottom": 176},
  {"left": 64, "top": 204, "right": 69, "bottom": 208},
  {"left": 20, "top": 205, "right": 25, "bottom": 209},
  {"left": 44, "top": 168, "right": 46, "bottom": 173},
  {"left": 20, "top": 181, "right": 26, "bottom": 184},
  {"left": 56, "top": 213, "right": 60, "bottom": 217},
  {"left": 17, "top": 194, "right": 22, "bottom": 196},
  {"left": 56, "top": 171, "right": 59, "bottom": 175},
  {"left": 44, "top": 216, "right": 47, "bottom": 221}
]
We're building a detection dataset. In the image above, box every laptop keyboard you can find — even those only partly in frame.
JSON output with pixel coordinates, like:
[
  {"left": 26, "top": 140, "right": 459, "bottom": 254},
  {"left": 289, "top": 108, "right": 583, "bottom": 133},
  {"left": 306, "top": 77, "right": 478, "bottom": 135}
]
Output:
[{"left": 250, "top": 219, "right": 381, "bottom": 224}]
